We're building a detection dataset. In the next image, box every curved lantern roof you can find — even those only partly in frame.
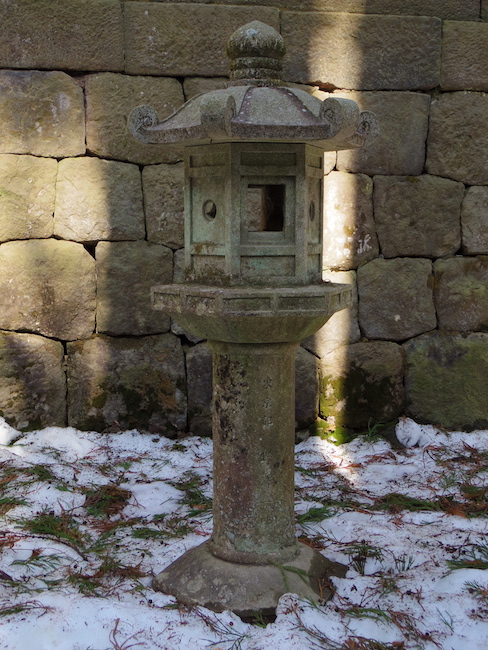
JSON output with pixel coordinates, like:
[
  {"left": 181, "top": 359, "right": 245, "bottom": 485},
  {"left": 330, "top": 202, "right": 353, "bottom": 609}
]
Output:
[{"left": 129, "top": 21, "right": 378, "bottom": 151}]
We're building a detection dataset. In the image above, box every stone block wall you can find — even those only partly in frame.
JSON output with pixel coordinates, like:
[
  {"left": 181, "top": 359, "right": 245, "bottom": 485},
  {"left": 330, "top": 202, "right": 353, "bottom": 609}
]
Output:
[{"left": 0, "top": 0, "right": 487, "bottom": 435}]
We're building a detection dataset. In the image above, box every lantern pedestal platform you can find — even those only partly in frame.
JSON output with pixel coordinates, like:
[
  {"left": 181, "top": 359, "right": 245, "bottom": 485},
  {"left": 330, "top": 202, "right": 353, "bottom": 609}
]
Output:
[
  {"left": 151, "top": 283, "right": 350, "bottom": 615},
  {"left": 153, "top": 540, "right": 346, "bottom": 618}
]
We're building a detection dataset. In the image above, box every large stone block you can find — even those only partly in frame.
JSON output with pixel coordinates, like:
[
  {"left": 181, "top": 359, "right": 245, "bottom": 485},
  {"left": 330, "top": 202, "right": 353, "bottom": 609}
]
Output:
[
  {"left": 96, "top": 241, "right": 172, "bottom": 336},
  {"left": 54, "top": 157, "right": 145, "bottom": 242},
  {"left": 67, "top": 334, "right": 187, "bottom": 434},
  {"left": 0, "top": 71, "right": 85, "bottom": 157},
  {"left": 0, "top": 331, "right": 66, "bottom": 432},
  {"left": 0, "top": 0, "right": 123, "bottom": 72},
  {"left": 85, "top": 73, "right": 184, "bottom": 165},
  {"left": 335, "top": 92, "right": 430, "bottom": 176},
  {"left": 358, "top": 258, "right": 436, "bottom": 341},
  {"left": 124, "top": 3, "right": 279, "bottom": 76},
  {"left": 374, "top": 175, "right": 464, "bottom": 258},
  {"left": 0, "top": 239, "right": 95, "bottom": 341},
  {"left": 434, "top": 256, "right": 488, "bottom": 332},
  {"left": 127, "top": 0, "right": 479, "bottom": 20},
  {"left": 441, "top": 21, "right": 488, "bottom": 91},
  {"left": 426, "top": 92, "right": 488, "bottom": 185},
  {"left": 282, "top": 13, "right": 441, "bottom": 90},
  {"left": 186, "top": 342, "right": 213, "bottom": 437},
  {"left": 302, "top": 271, "right": 360, "bottom": 357},
  {"left": 0, "top": 155, "right": 56, "bottom": 242},
  {"left": 404, "top": 333, "right": 488, "bottom": 430},
  {"left": 295, "top": 346, "right": 319, "bottom": 429},
  {"left": 462, "top": 186, "right": 488, "bottom": 254},
  {"left": 323, "top": 171, "right": 378, "bottom": 271},
  {"left": 319, "top": 341, "right": 405, "bottom": 429},
  {"left": 143, "top": 163, "right": 184, "bottom": 249}
]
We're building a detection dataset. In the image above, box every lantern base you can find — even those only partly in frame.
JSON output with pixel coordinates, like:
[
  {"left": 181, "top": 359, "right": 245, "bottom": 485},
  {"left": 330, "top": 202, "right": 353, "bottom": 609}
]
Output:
[{"left": 152, "top": 540, "right": 346, "bottom": 618}]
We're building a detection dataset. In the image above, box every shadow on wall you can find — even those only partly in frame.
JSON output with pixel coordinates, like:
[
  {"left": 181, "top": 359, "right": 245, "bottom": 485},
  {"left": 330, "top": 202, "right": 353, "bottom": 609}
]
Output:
[{"left": 287, "top": 2, "right": 405, "bottom": 433}]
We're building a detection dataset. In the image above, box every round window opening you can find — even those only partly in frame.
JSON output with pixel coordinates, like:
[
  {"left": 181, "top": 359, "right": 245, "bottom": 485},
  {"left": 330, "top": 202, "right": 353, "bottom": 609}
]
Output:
[
  {"left": 203, "top": 200, "right": 217, "bottom": 221},
  {"left": 309, "top": 201, "right": 316, "bottom": 222}
]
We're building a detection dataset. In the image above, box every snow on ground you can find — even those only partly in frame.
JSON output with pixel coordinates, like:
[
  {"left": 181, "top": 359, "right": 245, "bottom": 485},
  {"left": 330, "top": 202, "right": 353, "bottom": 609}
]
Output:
[{"left": 0, "top": 416, "right": 487, "bottom": 650}]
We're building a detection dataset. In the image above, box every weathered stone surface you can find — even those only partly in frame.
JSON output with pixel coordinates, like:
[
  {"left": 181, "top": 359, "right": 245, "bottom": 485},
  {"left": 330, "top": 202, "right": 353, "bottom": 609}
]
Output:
[
  {"left": 96, "top": 241, "right": 172, "bottom": 336},
  {"left": 282, "top": 13, "right": 441, "bottom": 90},
  {"left": 54, "top": 157, "right": 144, "bottom": 242},
  {"left": 0, "top": 155, "right": 56, "bottom": 242},
  {"left": 374, "top": 175, "right": 464, "bottom": 258},
  {"left": 320, "top": 341, "right": 405, "bottom": 429},
  {"left": 124, "top": 3, "right": 280, "bottom": 76},
  {"left": 295, "top": 346, "right": 319, "bottom": 429},
  {"left": 323, "top": 171, "right": 378, "bottom": 270},
  {"left": 85, "top": 73, "right": 184, "bottom": 165},
  {"left": 484, "top": 0, "right": 488, "bottom": 21},
  {"left": 442, "top": 22, "right": 488, "bottom": 91},
  {"left": 186, "top": 342, "right": 212, "bottom": 437},
  {"left": 0, "top": 71, "right": 85, "bottom": 157},
  {"left": 143, "top": 163, "right": 184, "bottom": 248},
  {"left": 426, "top": 92, "right": 488, "bottom": 185},
  {"left": 67, "top": 334, "right": 187, "bottom": 434},
  {"left": 358, "top": 258, "right": 436, "bottom": 341},
  {"left": 404, "top": 333, "right": 488, "bottom": 430},
  {"left": 0, "top": 331, "right": 66, "bottom": 432},
  {"left": 0, "top": 0, "right": 123, "bottom": 72},
  {"left": 128, "top": 0, "right": 479, "bottom": 20},
  {"left": 183, "top": 77, "right": 228, "bottom": 101},
  {"left": 302, "top": 271, "right": 360, "bottom": 357},
  {"left": 434, "top": 257, "right": 488, "bottom": 332},
  {"left": 335, "top": 92, "right": 430, "bottom": 176},
  {"left": 462, "top": 186, "right": 488, "bottom": 254},
  {"left": 0, "top": 239, "right": 95, "bottom": 341},
  {"left": 173, "top": 248, "right": 185, "bottom": 283}
]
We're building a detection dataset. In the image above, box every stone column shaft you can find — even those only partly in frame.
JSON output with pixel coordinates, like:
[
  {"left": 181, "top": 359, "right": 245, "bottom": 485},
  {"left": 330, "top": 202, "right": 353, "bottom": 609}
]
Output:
[{"left": 207, "top": 340, "right": 299, "bottom": 565}]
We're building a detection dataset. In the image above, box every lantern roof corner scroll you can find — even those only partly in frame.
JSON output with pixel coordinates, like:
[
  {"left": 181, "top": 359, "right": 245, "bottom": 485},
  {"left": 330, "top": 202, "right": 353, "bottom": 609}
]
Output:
[{"left": 129, "top": 21, "right": 378, "bottom": 151}]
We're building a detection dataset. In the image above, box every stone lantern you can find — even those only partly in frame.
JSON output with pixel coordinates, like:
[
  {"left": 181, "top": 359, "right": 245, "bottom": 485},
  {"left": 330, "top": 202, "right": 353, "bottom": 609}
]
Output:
[{"left": 130, "top": 21, "right": 377, "bottom": 617}]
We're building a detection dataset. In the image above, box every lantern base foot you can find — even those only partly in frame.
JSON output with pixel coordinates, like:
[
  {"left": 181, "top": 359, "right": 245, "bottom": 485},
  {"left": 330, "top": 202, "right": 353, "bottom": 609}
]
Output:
[{"left": 152, "top": 540, "right": 346, "bottom": 618}]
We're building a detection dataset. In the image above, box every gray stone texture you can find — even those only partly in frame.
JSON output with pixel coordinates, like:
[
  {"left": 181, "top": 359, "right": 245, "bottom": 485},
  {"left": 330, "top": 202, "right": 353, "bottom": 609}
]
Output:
[
  {"left": 295, "top": 346, "right": 319, "bottom": 429},
  {"left": 358, "top": 258, "right": 436, "bottom": 341},
  {"left": 0, "top": 154, "right": 57, "bottom": 242},
  {"left": 127, "top": 0, "right": 480, "bottom": 20},
  {"left": 183, "top": 77, "right": 228, "bottom": 101},
  {"left": 143, "top": 162, "right": 184, "bottom": 249},
  {"left": 434, "top": 256, "right": 488, "bottom": 332},
  {"left": 282, "top": 13, "right": 441, "bottom": 90},
  {"left": 0, "top": 331, "right": 66, "bottom": 432},
  {"left": 335, "top": 91, "right": 430, "bottom": 176},
  {"left": 302, "top": 271, "right": 360, "bottom": 357},
  {"left": 442, "top": 21, "right": 488, "bottom": 91},
  {"left": 124, "top": 3, "right": 280, "bottom": 76},
  {"left": 426, "top": 92, "right": 488, "bottom": 185},
  {"left": 462, "top": 187, "right": 488, "bottom": 254},
  {"left": 319, "top": 341, "right": 405, "bottom": 429},
  {"left": 323, "top": 171, "right": 378, "bottom": 270},
  {"left": 54, "top": 157, "right": 145, "bottom": 242},
  {"left": 404, "top": 333, "right": 488, "bottom": 431},
  {"left": 96, "top": 241, "right": 172, "bottom": 336},
  {"left": 374, "top": 175, "right": 464, "bottom": 258},
  {"left": 85, "top": 73, "right": 184, "bottom": 165},
  {"left": 0, "top": 0, "right": 123, "bottom": 72},
  {"left": 0, "top": 71, "right": 85, "bottom": 157},
  {"left": 484, "top": 0, "right": 488, "bottom": 21},
  {"left": 183, "top": 340, "right": 321, "bottom": 437},
  {"left": 186, "top": 342, "right": 212, "bottom": 437},
  {"left": 0, "top": 239, "right": 96, "bottom": 341},
  {"left": 67, "top": 334, "right": 187, "bottom": 434}
]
